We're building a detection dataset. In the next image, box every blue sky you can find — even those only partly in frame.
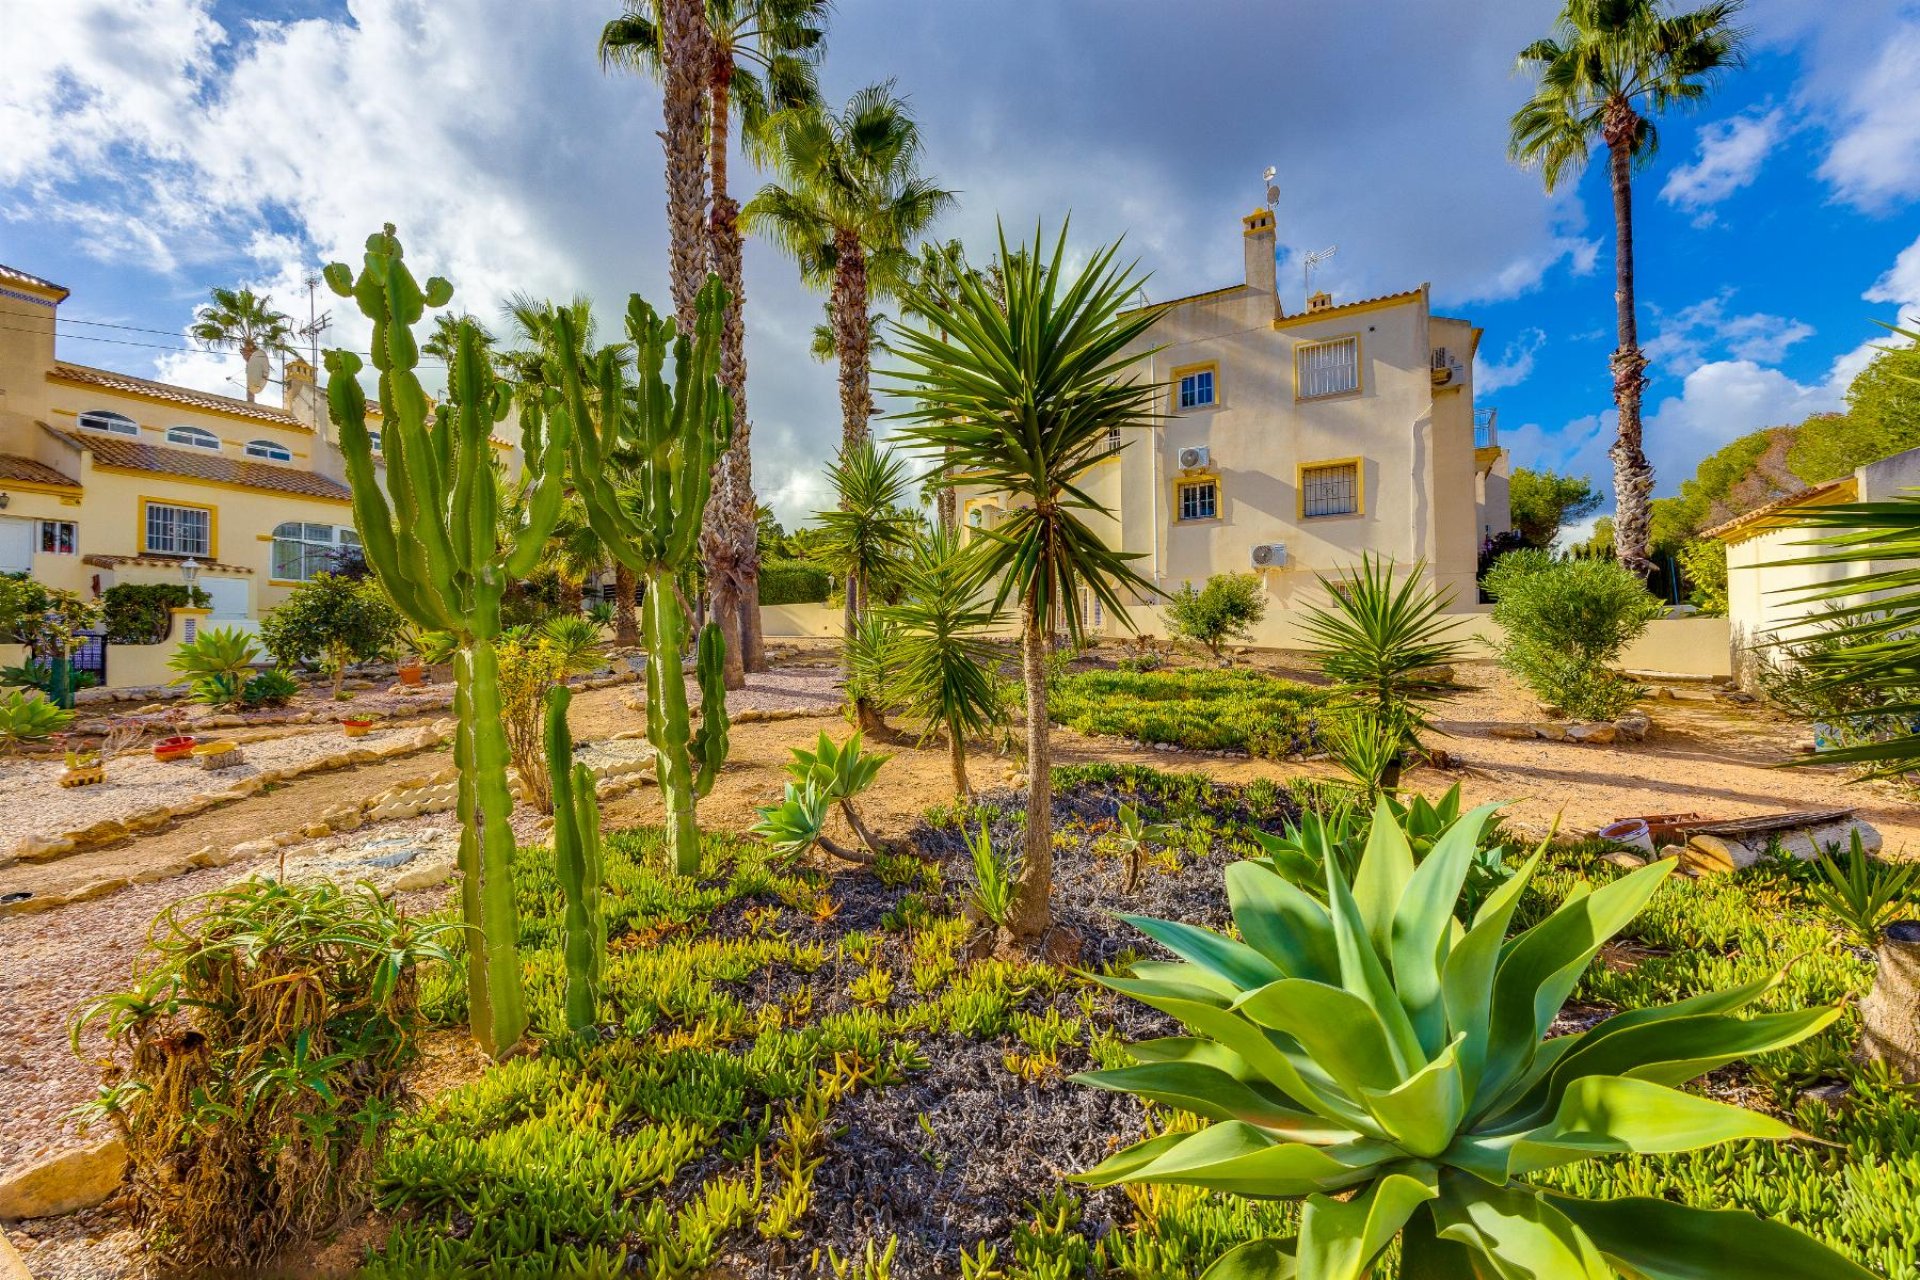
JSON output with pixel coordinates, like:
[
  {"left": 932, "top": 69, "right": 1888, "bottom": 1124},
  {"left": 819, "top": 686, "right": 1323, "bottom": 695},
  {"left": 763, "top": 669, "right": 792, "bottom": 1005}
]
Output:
[{"left": 4, "top": 0, "right": 1918, "bottom": 528}]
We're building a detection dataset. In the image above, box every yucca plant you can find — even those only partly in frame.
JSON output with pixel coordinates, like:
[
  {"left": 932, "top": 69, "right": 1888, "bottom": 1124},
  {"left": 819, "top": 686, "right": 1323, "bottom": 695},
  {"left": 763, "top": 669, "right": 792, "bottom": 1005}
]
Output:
[
  {"left": 1804, "top": 828, "right": 1919, "bottom": 950},
  {"left": 1075, "top": 801, "right": 1867, "bottom": 1279},
  {"left": 966, "top": 820, "right": 1017, "bottom": 926},
  {"left": 167, "top": 626, "right": 263, "bottom": 708},
  {"left": 538, "top": 614, "right": 606, "bottom": 674},
  {"left": 882, "top": 525, "right": 1007, "bottom": 796},
  {"left": 0, "top": 687, "right": 73, "bottom": 750},
  {"left": 1298, "top": 556, "right": 1471, "bottom": 791}
]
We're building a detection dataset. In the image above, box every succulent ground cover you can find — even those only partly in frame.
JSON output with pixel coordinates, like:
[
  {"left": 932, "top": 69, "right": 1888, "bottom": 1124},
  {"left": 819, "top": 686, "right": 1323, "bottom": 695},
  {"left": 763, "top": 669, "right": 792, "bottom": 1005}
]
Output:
[
  {"left": 1046, "top": 669, "right": 1325, "bottom": 759},
  {"left": 362, "top": 766, "right": 1912, "bottom": 1278}
]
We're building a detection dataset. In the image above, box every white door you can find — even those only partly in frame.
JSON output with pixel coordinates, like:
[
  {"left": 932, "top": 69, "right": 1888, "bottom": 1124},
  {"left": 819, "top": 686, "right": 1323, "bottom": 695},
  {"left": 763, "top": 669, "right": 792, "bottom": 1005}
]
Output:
[
  {"left": 200, "top": 575, "right": 250, "bottom": 620},
  {"left": 0, "top": 517, "right": 31, "bottom": 573}
]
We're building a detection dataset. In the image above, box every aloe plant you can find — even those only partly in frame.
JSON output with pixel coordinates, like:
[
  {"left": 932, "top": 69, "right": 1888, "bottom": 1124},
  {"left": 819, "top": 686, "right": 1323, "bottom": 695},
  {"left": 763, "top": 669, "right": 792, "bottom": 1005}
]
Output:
[
  {"left": 549, "top": 280, "right": 730, "bottom": 876},
  {"left": 322, "top": 225, "right": 570, "bottom": 1058},
  {"left": 543, "top": 685, "right": 604, "bottom": 1036},
  {"left": 1075, "top": 802, "right": 1869, "bottom": 1279}
]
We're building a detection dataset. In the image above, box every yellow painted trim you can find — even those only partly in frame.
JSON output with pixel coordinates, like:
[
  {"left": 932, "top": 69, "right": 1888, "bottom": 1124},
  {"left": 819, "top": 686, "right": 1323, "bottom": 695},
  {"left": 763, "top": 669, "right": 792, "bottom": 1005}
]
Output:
[
  {"left": 1273, "top": 291, "right": 1420, "bottom": 329},
  {"left": 1171, "top": 472, "right": 1222, "bottom": 524},
  {"left": 1474, "top": 445, "right": 1505, "bottom": 471},
  {"left": 0, "top": 477, "right": 83, "bottom": 496},
  {"left": 1294, "top": 332, "right": 1365, "bottom": 403},
  {"left": 138, "top": 495, "right": 218, "bottom": 559},
  {"left": 89, "top": 463, "right": 351, "bottom": 505},
  {"left": 1297, "top": 456, "right": 1365, "bottom": 520},
  {"left": 50, "top": 408, "right": 78, "bottom": 418},
  {"left": 1242, "top": 208, "right": 1276, "bottom": 237},
  {"left": 1169, "top": 360, "right": 1221, "bottom": 413}
]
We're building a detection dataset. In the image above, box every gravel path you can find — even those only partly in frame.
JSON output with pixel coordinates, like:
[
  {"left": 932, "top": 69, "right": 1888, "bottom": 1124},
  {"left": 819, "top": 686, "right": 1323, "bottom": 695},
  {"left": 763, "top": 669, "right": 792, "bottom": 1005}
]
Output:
[{"left": 2, "top": 725, "right": 422, "bottom": 851}]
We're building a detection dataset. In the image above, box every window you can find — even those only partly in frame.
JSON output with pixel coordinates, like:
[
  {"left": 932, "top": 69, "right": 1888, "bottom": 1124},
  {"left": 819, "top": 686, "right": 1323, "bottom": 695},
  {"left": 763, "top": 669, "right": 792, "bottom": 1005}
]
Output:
[
  {"left": 272, "top": 522, "right": 360, "bottom": 582},
  {"left": 245, "top": 439, "right": 292, "bottom": 462},
  {"left": 39, "top": 520, "right": 77, "bottom": 555},
  {"left": 145, "top": 501, "right": 212, "bottom": 556},
  {"left": 1176, "top": 478, "right": 1218, "bottom": 522},
  {"left": 367, "top": 430, "right": 383, "bottom": 453},
  {"left": 1300, "top": 459, "right": 1361, "bottom": 518},
  {"left": 1078, "top": 587, "right": 1107, "bottom": 630},
  {"left": 166, "top": 425, "right": 220, "bottom": 451},
  {"left": 78, "top": 409, "right": 137, "bottom": 437},
  {"left": 1175, "top": 365, "right": 1216, "bottom": 410},
  {"left": 1104, "top": 425, "right": 1123, "bottom": 454},
  {"left": 1298, "top": 336, "right": 1360, "bottom": 399}
]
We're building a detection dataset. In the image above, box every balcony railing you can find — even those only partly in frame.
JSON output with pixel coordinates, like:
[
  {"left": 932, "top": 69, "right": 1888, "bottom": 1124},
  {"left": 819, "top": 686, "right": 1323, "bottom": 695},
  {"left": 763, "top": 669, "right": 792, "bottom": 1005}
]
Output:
[{"left": 1474, "top": 407, "right": 1498, "bottom": 450}]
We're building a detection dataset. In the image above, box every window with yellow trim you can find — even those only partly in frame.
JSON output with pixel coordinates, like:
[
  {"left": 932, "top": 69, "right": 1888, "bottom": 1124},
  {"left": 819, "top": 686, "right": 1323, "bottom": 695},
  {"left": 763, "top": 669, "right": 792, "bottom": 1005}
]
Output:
[
  {"left": 1301, "top": 460, "right": 1359, "bottom": 518},
  {"left": 145, "top": 501, "right": 212, "bottom": 556},
  {"left": 1175, "top": 365, "right": 1216, "bottom": 410},
  {"left": 1298, "top": 336, "right": 1360, "bottom": 399},
  {"left": 1176, "top": 478, "right": 1218, "bottom": 522}
]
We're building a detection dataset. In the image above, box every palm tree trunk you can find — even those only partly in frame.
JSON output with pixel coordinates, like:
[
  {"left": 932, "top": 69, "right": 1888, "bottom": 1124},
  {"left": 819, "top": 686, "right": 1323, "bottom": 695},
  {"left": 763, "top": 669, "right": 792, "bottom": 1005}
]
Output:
[
  {"left": 1008, "top": 590, "right": 1052, "bottom": 940},
  {"left": 1603, "top": 102, "right": 1654, "bottom": 577},
  {"left": 699, "top": 57, "right": 752, "bottom": 690},
  {"left": 947, "top": 715, "right": 970, "bottom": 797},
  {"left": 832, "top": 235, "right": 873, "bottom": 450},
  {"left": 660, "top": 0, "right": 710, "bottom": 331},
  {"left": 612, "top": 564, "right": 640, "bottom": 648}
]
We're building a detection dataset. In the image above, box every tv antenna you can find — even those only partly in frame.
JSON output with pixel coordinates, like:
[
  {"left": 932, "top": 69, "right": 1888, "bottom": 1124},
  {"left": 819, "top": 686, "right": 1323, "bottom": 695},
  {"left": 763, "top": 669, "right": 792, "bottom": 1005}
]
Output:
[
  {"left": 1262, "top": 165, "right": 1279, "bottom": 208},
  {"left": 1303, "top": 244, "right": 1337, "bottom": 303},
  {"left": 298, "top": 271, "right": 332, "bottom": 375}
]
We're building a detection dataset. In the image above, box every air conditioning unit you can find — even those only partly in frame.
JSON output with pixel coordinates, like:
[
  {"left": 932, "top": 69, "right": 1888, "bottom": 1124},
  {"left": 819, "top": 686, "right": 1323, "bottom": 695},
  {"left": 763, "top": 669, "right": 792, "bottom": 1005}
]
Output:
[
  {"left": 1249, "top": 542, "right": 1288, "bottom": 570},
  {"left": 1431, "top": 346, "right": 1466, "bottom": 388},
  {"left": 1177, "top": 445, "right": 1211, "bottom": 471}
]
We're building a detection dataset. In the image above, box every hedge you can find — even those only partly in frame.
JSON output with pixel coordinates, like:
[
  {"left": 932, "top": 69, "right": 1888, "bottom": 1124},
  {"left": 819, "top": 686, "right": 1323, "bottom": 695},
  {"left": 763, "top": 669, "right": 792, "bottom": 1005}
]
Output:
[
  {"left": 758, "top": 558, "right": 831, "bottom": 605},
  {"left": 103, "top": 582, "right": 211, "bottom": 645}
]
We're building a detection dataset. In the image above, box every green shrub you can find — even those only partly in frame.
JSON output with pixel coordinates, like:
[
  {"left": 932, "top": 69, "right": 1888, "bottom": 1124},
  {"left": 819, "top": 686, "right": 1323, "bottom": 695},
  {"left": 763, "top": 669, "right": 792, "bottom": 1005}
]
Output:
[
  {"left": 1163, "top": 572, "right": 1267, "bottom": 657},
  {"left": 0, "top": 572, "right": 51, "bottom": 644},
  {"left": 241, "top": 667, "right": 301, "bottom": 708},
  {"left": 102, "top": 582, "right": 211, "bottom": 644},
  {"left": 259, "top": 573, "right": 401, "bottom": 698},
  {"left": 0, "top": 687, "right": 73, "bottom": 750},
  {"left": 1048, "top": 667, "right": 1323, "bottom": 757},
  {"left": 74, "top": 879, "right": 452, "bottom": 1272},
  {"left": 1677, "top": 537, "right": 1728, "bottom": 616},
  {"left": 1484, "top": 549, "right": 1664, "bottom": 719},
  {"left": 167, "top": 627, "right": 262, "bottom": 708},
  {"left": 758, "top": 558, "right": 832, "bottom": 605}
]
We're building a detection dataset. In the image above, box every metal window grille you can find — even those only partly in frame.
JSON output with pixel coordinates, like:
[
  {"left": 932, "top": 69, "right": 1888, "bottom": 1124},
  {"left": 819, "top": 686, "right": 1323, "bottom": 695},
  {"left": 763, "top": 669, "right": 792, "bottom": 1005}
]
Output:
[
  {"left": 1301, "top": 462, "right": 1358, "bottom": 517},
  {"left": 1179, "top": 369, "right": 1215, "bottom": 408},
  {"left": 1179, "top": 480, "right": 1217, "bottom": 521},
  {"left": 1105, "top": 425, "right": 1123, "bottom": 453},
  {"left": 146, "top": 504, "right": 210, "bottom": 556},
  {"left": 1300, "top": 337, "right": 1359, "bottom": 398}
]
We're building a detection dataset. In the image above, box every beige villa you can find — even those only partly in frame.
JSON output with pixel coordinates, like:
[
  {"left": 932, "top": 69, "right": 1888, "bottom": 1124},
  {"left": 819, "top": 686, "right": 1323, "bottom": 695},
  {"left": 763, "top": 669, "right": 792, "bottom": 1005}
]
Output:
[{"left": 958, "top": 209, "right": 1511, "bottom": 644}]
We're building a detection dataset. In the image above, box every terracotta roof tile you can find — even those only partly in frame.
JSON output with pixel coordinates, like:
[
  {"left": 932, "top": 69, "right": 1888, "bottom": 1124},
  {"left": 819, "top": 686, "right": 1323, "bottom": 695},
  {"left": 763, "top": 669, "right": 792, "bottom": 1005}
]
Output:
[
  {"left": 53, "top": 429, "right": 351, "bottom": 502},
  {"left": 0, "top": 454, "right": 80, "bottom": 488},
  {"left": 49, "top": 362, "right": 301, "bottom": 426},
  {"left": 1705, "top": 476, "right": 1857, "bottom": 543}
]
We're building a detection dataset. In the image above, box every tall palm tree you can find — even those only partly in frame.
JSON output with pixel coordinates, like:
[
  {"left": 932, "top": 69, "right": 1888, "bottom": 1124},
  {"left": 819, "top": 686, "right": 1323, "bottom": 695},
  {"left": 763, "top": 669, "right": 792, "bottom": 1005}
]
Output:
[
  {"left": 745, "top": 82, "right": 954, "bottom": 456},
  {"left": 1509, "top": 0, "right": 1746, "bottom": 575},
  {"left": 602, "top": 1, "right": 827, "bottom": 685},
  {"left": 890, "top": 223, "right": 1162, "bottom": 946},
  {"left": 189, "top": 287, "right": 296, "bottom": 402}
]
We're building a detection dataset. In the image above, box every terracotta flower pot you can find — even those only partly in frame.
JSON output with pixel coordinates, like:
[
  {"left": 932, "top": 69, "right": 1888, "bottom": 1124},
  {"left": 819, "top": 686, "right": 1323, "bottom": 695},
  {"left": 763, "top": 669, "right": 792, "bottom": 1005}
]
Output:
[
  {"left": 341, "top": 720, "right": 374, "bottom": 738},
  {"left": 397, "top": 661, "right": 425, "bottom": 687},
  {"left": 153, "top": 734, "right": 197, "bottom": 763}
]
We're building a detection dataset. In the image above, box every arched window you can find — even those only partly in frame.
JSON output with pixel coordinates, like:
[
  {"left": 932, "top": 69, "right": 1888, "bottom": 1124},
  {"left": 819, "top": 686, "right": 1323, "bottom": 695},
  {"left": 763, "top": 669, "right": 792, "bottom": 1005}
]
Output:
[
  {"left": 78, "top": 409, "right": 137, "bottom": 436},
  {"left": 166, "top": 425, "right": 220, "bottom": 451},
  {"left": 245, "top": 439, "right": 292, "bottom": 462},
  {"left": 271, "top": 522, "right": 361, "bottom": 582}
]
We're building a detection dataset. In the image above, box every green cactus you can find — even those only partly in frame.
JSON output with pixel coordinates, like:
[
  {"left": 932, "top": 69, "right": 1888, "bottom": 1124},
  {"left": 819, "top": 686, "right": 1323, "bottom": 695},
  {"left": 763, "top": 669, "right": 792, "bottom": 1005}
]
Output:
[
  {"left": 551, "top": 277, "right": 732, "bottom": 876},
  {"left": 322, "top": 225, "right": 570, "bottom": 1059},
  {"left": 543, "top": 685, "right": 604, "bottom": 1036}
]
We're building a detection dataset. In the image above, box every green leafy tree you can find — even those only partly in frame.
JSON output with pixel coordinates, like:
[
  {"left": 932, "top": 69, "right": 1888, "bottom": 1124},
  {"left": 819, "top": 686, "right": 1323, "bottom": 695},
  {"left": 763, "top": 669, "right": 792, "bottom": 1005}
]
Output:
[
  {"left": 890, "top": 222, "right": 1161, "bottom": 943},
  {"left": 259, "top": 572, "right": 402, "bottom": 699},
  {"left": 189, "top": 287, "right": 296, "bottom": 402},
  {"left": 1675, "top": 536, "right": 1728, "bottom": 614},
  {"left": 1075, "top": 801, "right": 1868, "bottom": 1280},
  {"left": 1787, "top": 333, "right": 1920, "bottom": 483},
  {"left": 882, "top": 526, "right": 1006, "bottom": 796},
  {"left": 1164, "top": 573, "right": 1267, "bottom": 658},
  {"left": 1507, "top": 467, "right": 1602, "bottom": 548},
  {"left": 1484, "top": 549, "right": 1665, "bottom": 719},
  {"left": 1510, "top": 0, "right": 1747, "bottom": 573},
  {"left": 817, "top": 440, "right": 919, "bottom": 734}
]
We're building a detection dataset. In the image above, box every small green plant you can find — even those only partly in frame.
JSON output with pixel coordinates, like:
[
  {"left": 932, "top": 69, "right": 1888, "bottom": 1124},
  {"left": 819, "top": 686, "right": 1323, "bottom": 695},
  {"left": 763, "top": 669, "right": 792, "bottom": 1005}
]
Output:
[
  {"left": 1163, "top": 572, "right": 1267, "bottom": 658},
  {"left": 0, "top": 687, "right": 73, "bottom": 750},
  {"left": 753, "top": 782, "right": 869, "bottom": 865},
  {"left": 543, "top": 684, "right": 606, "bottom": 1036},
  {"left": 882, "top": 526, "right": 1007, "bottom": 797},
  {"left": 168, "top": 626, "right": 263, "bottom": 708},
  {"left": 966, "top": 821, "right": 1017, "bottom": 927},
  {"left": 1112, "top": 802, "right": 1175, "bottom": 893},
  {"left": 1075, "top": 801, "right": 1865, "bottom": 1279},
  {"left": 1804, "top": 829, "right": 1919, "bottom": 949},
  {"left": 788, "top": 731, "right": 891, "bottom": 855},
  {"left": 1484, "top": 548, "right": 1663, "bottom": 721},
  {"left": 73, "top": 878, "right": 452, "bottom": 1272},
  {"left": 538, "top": 613, "right": 605, "bottom": 673},
  {"left": 258, "top": 572, "right": 401, "bottom": 699},
  {"left": 241, "top": 667, "right": 301, "bottom": 707},
  {"left": 1049, "top": 667, "right": 1323, "bottom": 758}
]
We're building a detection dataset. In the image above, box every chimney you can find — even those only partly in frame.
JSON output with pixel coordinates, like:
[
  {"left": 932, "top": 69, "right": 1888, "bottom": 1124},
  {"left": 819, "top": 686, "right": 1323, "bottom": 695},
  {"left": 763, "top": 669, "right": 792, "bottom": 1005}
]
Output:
[
  {"left": 1242, "top": 208, "right": 1276, "bottom": 298},
  {"left": 1307, "top": 291, "right": 1334, "bottom": 313}
]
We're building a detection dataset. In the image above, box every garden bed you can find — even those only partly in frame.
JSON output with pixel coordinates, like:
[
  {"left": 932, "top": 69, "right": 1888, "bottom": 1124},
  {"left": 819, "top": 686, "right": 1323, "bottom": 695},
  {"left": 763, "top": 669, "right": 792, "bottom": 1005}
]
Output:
[{"left": 1047, "top": 667, "right": 1325, "bottom": 758}]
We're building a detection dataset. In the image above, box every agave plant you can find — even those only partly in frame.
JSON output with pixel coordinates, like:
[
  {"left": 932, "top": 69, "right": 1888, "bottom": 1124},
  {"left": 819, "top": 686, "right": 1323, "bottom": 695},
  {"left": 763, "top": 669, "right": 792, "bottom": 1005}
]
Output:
[
  {"left": 786, "top": 731, "right": 890, "bottom": 854},
  {"left": 167, "top": 627, "right": 263, "bottom": 709},
  {"left": 1075, "top": 802, "right": 1868, "bottom": 1279},
  {"left": 752, "top": 782, "right": 863, "bottom": 864},
  {"left": 0, "top": 687, "right": 74, "bottom": 751}
]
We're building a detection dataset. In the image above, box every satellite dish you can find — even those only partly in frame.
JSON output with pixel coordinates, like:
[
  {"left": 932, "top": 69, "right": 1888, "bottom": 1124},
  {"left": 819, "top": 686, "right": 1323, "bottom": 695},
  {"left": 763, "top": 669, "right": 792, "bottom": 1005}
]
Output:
[
  {"left": 244, "top": 349, "right": 271, "bottom": 396},
  {"left": 1262, "top": 165, "right": 1277, "bottom": 183},
  {"left": 1265, "top": 184, "right": 1281, "bottom": 206}
]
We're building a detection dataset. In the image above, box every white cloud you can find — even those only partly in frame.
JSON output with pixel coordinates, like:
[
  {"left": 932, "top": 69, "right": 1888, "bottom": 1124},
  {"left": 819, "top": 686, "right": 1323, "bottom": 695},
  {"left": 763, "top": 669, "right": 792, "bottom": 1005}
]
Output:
[
  {"left": 1866, "top": 232, "right": 1920, "bottom": 314},
  {"left": 1474, "top": 328, "right": 1546, "bottom": 394},
  {"left": 1660, "top": 108, "right": 1786, "bottom": 219},
  {"left": 1642, "top": 292, "right": 1815, "bottom": 374}
]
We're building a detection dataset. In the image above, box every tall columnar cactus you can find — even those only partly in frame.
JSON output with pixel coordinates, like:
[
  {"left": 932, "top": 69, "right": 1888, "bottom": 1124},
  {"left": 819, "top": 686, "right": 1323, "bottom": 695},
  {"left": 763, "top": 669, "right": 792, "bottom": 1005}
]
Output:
[
  {"left": 552, "top": 277, "right": 731, "bottom": 875},
  {"left": 321, "top": 225, "right": 570, "bottom": 1058},
  {"left": 543, "top": 685, "right": 605, "bottom": 1036}
]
